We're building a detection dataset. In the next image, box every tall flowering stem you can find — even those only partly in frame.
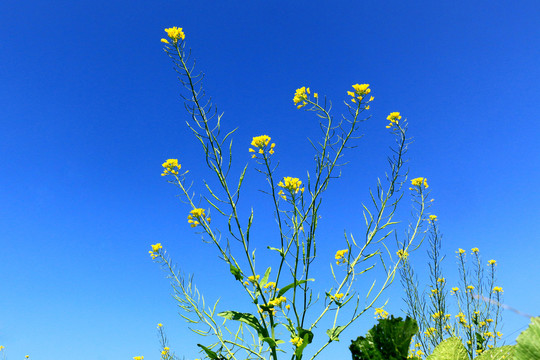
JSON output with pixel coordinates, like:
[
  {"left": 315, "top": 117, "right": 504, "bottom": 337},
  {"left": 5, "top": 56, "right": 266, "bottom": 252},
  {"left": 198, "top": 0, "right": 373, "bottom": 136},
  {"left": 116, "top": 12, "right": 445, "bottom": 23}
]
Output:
[{"left": 156, "top": 27, "right": 426, "bottom": 360}]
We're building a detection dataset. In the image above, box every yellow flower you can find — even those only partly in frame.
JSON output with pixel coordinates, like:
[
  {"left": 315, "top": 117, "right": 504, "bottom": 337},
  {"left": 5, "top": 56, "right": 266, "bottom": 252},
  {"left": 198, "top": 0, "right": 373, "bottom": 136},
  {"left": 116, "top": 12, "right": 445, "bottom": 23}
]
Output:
[
  {"left": 450, "top": 287, "right": 459, "bottom": 294},
  {"left": 249, "top": 135, "right": 275, "bottom": 157},
  {"left": 386, "top": 112, "right": 402, "bottom": 128},
  {"left": 424, "top": 327, "right": 436, "bottom": 337},
  {"left": 437, "top": 277, "right": 445, "bottom": 283},
  {"left": 411, "top": 177, "right": 428, "bottom": 188},
  {"left": 351, "top": 84, "right": 371, "bottom": 101},
  {"left": 488, "top": 259, "right": 496, "bottom": 265},
  {"left": 161, "top": 158, "right": 181, "bottom": 176},
  {"left": 314, "top": 93, "right": 318, "bottom": 98},
  {"left": 486, "top": 318, "right": 493, "bottom": 323},
  {"left": 188, "top": 208, "right": 208, "bottom": 227},
  {"left": 164, "top": 27, "right": 185, "bottom": 43},
  {"left": 471, "top": 247, "right": 479, "bottom": 254},
  {"left": 335, "top": 249, "right": 348, "bottom": 264},
  {"left": 457, "top": 248, "right": 466, "bottom": 255},
  {"left": 396, "top": 249, "right": 409, "bottom": 259},
  {"left": 330, "top": 292, "right": 345, "bottom": 302},
  {"left": 149, "top": 243, "right": 163, "bottom": 259},
  {"left": 497, "top": 331, "right": 503, "bottom": 338},
  {"left": 290, "top": 336, "right": 303, "bottom": 347},
  {"left": 268, "top": 296, "right": 287, "bottom": 307},
  {"left": 0, "top": 346, "right": 4, "bottom": 351},
  {"left": 133, "top": 357, "right": 144, "bottom": 360},
  {"left": 374, "top": 307, "right": 388, "bottom": 319},
  {"left": 416, "top": 350, "right": 424, "bottom": 356},
  {"left": 293, "top": 87, "right": 310, "bottom": 108},
  {"left": 432, "top": 311, "right": 442, "bottom": 319},
  {"left": 429, "top": 214, "right": 438, "bottom": 221},
  {"left": 493, "top": 286, "right": 503, "bottom": 293},
  {"left": 248, "top": 275, "right": 260, "bottom": 283},
  {"left": 467, "top": 285, "right": 474, "bottom": 291},
  {"left": 278, "top": 177, "right": 304, "bottom": 194},
  {"left": 157, "top": 323, "right": 163, "bottom": 327},
  {"left": 25, "top": 356, "right": 29, "bottom": 359},
  {"left": 285, "top": 304, "right": 291, "bottom": 310},
  {"left": 160, "top": 38, "right": 169, "bottom": 44}
]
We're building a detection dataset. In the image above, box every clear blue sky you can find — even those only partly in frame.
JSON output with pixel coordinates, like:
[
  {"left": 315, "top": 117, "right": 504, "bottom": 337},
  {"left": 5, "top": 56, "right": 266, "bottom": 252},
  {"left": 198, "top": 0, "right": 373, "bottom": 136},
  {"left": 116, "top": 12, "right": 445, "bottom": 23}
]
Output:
[{"left": 1, "top": 1, "right": 539, "bottom": 359}]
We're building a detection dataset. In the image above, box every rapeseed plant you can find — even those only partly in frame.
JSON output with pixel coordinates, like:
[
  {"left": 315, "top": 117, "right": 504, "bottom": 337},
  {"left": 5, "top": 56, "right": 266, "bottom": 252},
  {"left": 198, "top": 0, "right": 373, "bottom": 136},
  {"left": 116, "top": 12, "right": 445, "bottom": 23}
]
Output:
[
  {"left": 151, "top": 26, "right": 429, "bottom": 360},
  {"left": 400, "top": 212, "right": 504, "bottom": 359}
]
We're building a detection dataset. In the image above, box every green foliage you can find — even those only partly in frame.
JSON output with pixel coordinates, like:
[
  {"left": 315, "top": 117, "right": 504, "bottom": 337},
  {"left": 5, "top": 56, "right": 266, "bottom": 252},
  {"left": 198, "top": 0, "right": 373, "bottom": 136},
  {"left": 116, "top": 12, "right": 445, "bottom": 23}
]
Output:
[
  {"left": 514, "top": 317, "right": 540, "bottom": 360},
  {"left": 425, "top": 337, "right": 468, "bottom": 360},
  {"left": 349, "top": 316, "right": 419, "bottom": 360},
  {"left": 475, "top": 346, "right": 514, "bottom": 359}
]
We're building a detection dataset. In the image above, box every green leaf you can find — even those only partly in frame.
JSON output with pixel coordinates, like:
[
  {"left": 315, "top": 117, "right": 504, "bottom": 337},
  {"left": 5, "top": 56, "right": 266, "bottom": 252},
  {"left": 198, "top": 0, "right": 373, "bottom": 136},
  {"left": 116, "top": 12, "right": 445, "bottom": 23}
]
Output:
[
  {"left": 475, "top": 345, "right": 515, "bottom": 359},
  {"left": 229, "top": 263, "right": 242, "bottom": 281},
  {"left": 260, "top": 267, "right": 271, "bottom": 288},
  {"left": 350, "top": 316, "right": 418, "bottom": 360},
  {"left": 327, "top": 325, "right": 346, "bottom": 341},
  {"left": 197, "top": 344, "right": 223, "bottom": 360},
  {"left": 262, "top": 337, "right": 277, "bottom": 348},
  {"left": 514, "top": 316, "right": 540, "bottom": 360},
  {"left": 218, "top": 311, "right": 268, "bottom": 339},
  {"left": 297, "top": 327, "right": 314, "bottom": 344},
  {"left": 425, "top": 337, "right": 468, "bottom": 360},
  {"left": 294, "top": 330, "right": 313, "bottom": 358},
  {"left": 277, "top": 279, "right": 314, "bottom": 298}
]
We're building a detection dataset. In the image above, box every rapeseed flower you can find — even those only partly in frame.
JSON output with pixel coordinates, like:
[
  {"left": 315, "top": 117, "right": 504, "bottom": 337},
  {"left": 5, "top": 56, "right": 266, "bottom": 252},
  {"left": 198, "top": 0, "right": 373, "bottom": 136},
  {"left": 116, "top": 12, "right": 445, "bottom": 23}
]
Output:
[
  {"left": 348, "top": 84, "right": 371, "bottom": 103},
  {"left": 396, "top": 249, "right": 409, "bottom": 259},
  {"left": 471, "top": 247, "right": 479, "bottom": 254},
  {"left": 411, "top": 177, "right": 428, "bottom": 188},
  {"left": 249, "top": 135, "right": 275, "bottom": 158},
  {"left": 188, "top": 208, "right": 210, "bottom": 227},
  {"left": 163, "top": 27, "right": 185, "bottom": 44},
  {"left": 293, "top": 87, "right": 310, "bottom": 109},
  {"left": 290, "top": 336, "right": 303, "bottom": 347},
  {"left": 161, "top": 159, "right": 181, "bottom": 176},
  {"left": 0, "top": 346, "right": 4, "bottom": 351},
  {"left": 493, "top": 286, "right": 503, "bottom": 293},
  {"left": 386, "top": 112, "right": 402, "bottom": 128},
  {"left": 149, "top": 243, "right": 163, "bottom": 259},
  {"left": 488, "top": 259, "right": 496, "bottom": 265},
  {"left": 278, "top": 177, "right": 304, "bottom": 194},
  {"left": 450, "top": 287, "right": 459, "bottom": 295},
  {"left": 429, "top": 214, "right": 438, "bottom": 221},
  {"left": 374, "top": 307, "right": 388, "bottom": 319},
  {"left": 335, "top": 249, "right": 348, "bottom": 265},
  {"left": 457, "top": 248, "right": 466, "bottom": 255},
  {"left": 133, "top": 357, "right": 144, "bottom": 360},
  {"left": 268, "top": 296, "right": 287, "bottom": 307}
]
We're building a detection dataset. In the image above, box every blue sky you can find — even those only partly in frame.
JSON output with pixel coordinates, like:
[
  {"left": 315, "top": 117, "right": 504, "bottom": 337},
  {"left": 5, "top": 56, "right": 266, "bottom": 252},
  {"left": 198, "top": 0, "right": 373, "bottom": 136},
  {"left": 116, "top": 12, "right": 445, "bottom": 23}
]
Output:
[{"left": 1, "top": 1, "right": 539, "bottom": 359}]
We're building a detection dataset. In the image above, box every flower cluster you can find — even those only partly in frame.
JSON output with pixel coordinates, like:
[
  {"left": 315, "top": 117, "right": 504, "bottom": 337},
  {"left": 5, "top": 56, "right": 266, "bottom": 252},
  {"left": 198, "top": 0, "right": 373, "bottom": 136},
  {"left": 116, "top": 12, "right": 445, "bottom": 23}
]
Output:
[
  {"left": 161, "top": 159, "right": 181, "bottom": 176},
  {"left": 493, "top": 286, "right": 503, "bottom": 293},
  {"left": 335, "top": 249, "right": 348, "bottom": 265},
  {"left": 188, "top": 208, "right": 210, "bottom": 228},
  {"left": 161, "top": 27, "right": 185, "bottom": 44},
  {"left": 396, "top": 249, "right": 409, "bottom": 259},
  {"left": 149, "top": 243, "right": 163, "bottom": 259},
  {"left": 244, "top": 275, "right": 260, "bottom": 286},
  {"left": 472, "top": 247, "right": 480, "bottom": 254},
  {"left": 290, "top": 336, "right": 303, "bottom": 348},
  {"left": 347, "top": 84, "right": 373, "bottom": 105},
  {"left": 293, "top": 86, "right": 311, "bottom": 109},
  {"left": 488, "top": 259, "right": 497, "bottom": 265},
  {"left": 249, "top": 135, "right": 275, "bottom": 158},
  {"left": 263, "top": 281, "right": 277, "bottom": 293},
  {"left": 457, "top": 248, "right": 466, "bottom": 255},
  {"left": 410, "top": 177, "right": 428, "bottom": 189},
  {"left": 450, "top": 287, "right": 459, "bottom": 295},
  {"left": 424, "top": 327, "right": 436, "bottom": 337},
  {"left": 133, "top": 357, "right": 144, "bottom": 360},
  {"left": 278, "top": 177, "right": 304, "bottom": 199},
  {"left": 386, "top": 112, "right": 402, "bottom": 128},
  {"left": 374, "top": 307, "right": 389, "bottom": 319},
  {"left": 161, "top": 347, "right": 170, "bottom": 357},
  {"left": 330, "top": 292, "right": 345, "bottom": 302},
  {"left": 268, "top": 296, "right": 287, "bottom": 307},
  {"left": 429, "top": 214, "right": 438, "bottom": 222}
]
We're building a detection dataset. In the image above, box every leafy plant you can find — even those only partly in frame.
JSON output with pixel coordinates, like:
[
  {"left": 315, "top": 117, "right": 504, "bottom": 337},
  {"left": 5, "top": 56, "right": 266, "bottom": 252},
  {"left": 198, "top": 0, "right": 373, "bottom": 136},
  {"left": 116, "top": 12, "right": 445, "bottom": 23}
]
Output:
[{"left": 349, "top": 316, "right": 420, "bottom": 360}]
